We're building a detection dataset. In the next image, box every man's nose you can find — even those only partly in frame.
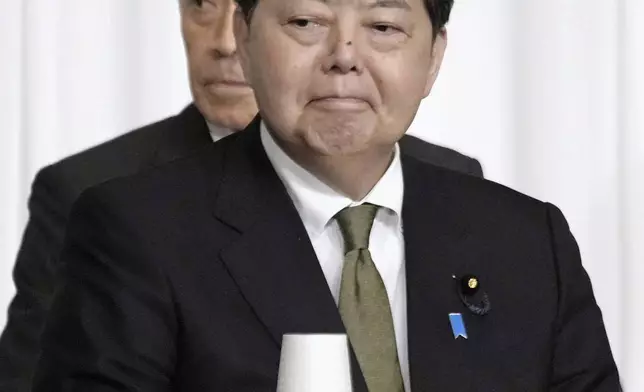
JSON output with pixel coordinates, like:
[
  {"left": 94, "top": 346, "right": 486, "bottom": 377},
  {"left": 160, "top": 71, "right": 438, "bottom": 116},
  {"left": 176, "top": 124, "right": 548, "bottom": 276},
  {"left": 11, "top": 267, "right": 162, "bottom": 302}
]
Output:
[
  {"left": 211, "top": 8, "right": 236, "bottom": 57},
  {"left": 322, "top": 27, "right": 364, "bottom": 75}
]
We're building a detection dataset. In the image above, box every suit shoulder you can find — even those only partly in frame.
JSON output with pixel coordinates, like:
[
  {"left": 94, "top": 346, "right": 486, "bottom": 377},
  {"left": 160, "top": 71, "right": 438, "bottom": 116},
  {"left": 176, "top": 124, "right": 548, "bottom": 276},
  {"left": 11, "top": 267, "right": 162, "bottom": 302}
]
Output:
[
  {"left": 35, "top": 115, "right": 177, "bottom": 210},
  {"left": 76, "top": 138, "right": 227, "bottom": 218},
  {"left": 409, "top": 156, "right": 546, "bottom": 222},
  {"left": 400, "top": 135, "right": 482, "bottom": 177}
]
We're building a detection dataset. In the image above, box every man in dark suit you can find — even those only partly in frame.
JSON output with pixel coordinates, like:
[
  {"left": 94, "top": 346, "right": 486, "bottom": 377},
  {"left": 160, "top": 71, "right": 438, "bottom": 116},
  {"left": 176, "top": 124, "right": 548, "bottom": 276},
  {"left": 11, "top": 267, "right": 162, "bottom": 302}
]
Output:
[
  {"left": 32, "top": 0, "right": 619, "bottom": 390},
  {"left": 0, "top": 1, "right": 482, "bottom": 391}
]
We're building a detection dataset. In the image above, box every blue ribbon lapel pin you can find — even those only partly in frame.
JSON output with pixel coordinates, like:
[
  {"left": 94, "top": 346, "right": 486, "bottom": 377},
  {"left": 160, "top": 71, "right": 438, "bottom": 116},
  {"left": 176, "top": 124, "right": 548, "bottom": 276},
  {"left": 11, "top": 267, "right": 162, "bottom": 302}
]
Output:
[{"left": 449, "top": 313, "right": 468, "bottom": 339}]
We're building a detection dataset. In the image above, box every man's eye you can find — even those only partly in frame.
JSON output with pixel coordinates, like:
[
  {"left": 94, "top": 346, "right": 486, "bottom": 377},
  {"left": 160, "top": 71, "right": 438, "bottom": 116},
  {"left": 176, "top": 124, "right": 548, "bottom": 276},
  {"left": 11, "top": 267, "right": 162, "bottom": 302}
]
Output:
[
  {"left": 289, "top": 18, "right": 318, "bottom": 28},
  {"left": 196, "top": 0, "right": 217, "bottom": 9},
  {"left": 372, "top": 24, "right": 401, "bottom": 34}
]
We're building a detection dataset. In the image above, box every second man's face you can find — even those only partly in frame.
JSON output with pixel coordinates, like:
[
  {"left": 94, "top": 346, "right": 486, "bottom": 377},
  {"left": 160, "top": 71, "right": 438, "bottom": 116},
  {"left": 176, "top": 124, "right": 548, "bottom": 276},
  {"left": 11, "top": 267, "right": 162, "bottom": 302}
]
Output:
[
  {"left": 181, "top": 0, "right": 258, "bottom": 130},
  {"left": 235, "top": 0, "right": 446, "bottom": 157}
]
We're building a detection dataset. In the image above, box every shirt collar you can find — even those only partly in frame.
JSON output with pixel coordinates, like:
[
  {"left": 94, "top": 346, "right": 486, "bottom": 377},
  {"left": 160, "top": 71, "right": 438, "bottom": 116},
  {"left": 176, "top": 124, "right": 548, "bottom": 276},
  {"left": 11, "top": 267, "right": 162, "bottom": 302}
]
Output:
[
  {"left": 260, "top": 121, "right": 404, "bottom": 239},
  {"left": 207, "top": 121, "right": 233, "bottom": 142}
]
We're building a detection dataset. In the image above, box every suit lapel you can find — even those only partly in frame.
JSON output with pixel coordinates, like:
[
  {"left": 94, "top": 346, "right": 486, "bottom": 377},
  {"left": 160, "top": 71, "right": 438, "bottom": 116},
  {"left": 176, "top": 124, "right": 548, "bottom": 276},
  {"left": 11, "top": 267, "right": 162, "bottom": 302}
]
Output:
[
  {"left": 212, "top": 117, "right": 346, "bottom": 341},
  {"left": 152, "top": 104, "right": 212, "bottom": 165},
  {"left": 401, "top": 154, "right": 480, "bottom": 391}
]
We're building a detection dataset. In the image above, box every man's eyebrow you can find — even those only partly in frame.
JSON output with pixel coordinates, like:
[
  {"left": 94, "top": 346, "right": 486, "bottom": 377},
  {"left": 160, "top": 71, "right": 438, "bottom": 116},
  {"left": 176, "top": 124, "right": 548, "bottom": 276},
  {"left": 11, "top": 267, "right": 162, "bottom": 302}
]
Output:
[
  {"left": 365, "top": 0, "right": 412, "bottom": 10},
  {"left": 311, "top": 0, "right": 412, "bottom": 11}
]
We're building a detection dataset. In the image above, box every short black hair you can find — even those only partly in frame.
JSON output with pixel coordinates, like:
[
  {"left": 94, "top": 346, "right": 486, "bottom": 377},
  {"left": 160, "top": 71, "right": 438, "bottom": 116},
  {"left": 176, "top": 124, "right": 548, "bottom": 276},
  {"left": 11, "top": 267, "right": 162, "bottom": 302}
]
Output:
[{"left": 235, "top": 0, "right": 454, "bottom": 35}]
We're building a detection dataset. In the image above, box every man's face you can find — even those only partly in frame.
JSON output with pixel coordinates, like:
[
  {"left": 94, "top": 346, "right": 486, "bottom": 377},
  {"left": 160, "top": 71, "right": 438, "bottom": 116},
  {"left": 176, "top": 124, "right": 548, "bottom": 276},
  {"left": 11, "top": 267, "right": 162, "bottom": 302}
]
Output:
[
  {"left": 235, "top": 0, "right": 446, "bottom": 156},
  {"left": 181, "top": 0, "right": 258, "bottom": 130}
]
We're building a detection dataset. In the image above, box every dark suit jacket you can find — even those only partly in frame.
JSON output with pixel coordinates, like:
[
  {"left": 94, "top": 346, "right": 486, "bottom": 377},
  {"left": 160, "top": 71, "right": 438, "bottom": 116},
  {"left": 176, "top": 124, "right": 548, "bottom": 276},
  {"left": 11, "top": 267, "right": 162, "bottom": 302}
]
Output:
[
  {"left": 0, "top": 106, "right": 483, "bottom": 392},
  {"left": 32, "top": 118, "right": 619, "bottom": 391}
]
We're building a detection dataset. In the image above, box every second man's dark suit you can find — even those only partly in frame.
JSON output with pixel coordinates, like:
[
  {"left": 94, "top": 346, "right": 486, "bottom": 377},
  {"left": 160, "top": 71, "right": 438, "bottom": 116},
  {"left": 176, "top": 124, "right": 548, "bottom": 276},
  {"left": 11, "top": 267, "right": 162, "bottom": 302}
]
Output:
[
  {"left": 32, "top": 118, "right": 618, "bottom": 391},
  {"left": 0, "top": 105, "right": 483, "bottom": 392}
]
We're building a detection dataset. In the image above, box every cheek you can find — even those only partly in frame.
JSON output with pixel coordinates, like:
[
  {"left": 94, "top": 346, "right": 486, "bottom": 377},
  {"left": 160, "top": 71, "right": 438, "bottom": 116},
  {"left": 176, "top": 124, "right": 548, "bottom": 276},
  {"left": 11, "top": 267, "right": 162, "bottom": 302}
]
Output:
[
  {"left": 184, "top": 36, "right": 209, "bottom": 75},
  {"left": 372, "top": 61, "right": 424, "bottom": 106},
  {"left": 182, "top": 21, "right": 202, "bottom": 52},
  {"left": 367, "top": 55, "right": 431, "bottom": 132},
  {"left": 252, "top": 43, "right": 312, "bottom": 107}
]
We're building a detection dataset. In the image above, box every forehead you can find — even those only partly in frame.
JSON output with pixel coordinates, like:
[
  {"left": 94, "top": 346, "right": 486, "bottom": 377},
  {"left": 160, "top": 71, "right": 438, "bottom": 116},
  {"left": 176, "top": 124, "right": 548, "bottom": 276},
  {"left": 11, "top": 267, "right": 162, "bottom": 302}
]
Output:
[{"left": 262, "top": 0, "right": 425, "bottom": 11}]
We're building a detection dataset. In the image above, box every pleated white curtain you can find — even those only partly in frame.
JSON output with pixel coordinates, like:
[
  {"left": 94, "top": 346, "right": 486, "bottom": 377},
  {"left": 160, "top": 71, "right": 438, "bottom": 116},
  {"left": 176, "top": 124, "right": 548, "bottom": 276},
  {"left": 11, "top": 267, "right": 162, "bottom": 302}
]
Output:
[{"left": 0, "top": 0, "right": 642, "bottom": 389}]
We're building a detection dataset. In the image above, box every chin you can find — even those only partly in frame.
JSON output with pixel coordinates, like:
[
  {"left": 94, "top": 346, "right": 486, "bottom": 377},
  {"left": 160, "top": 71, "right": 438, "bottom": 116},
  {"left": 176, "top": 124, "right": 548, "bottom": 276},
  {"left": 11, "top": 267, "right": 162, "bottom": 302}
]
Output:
[
  {"left": 304, "top": 127, "right": 375, "bottom": 157},
  {"left": 197, "top": 99, "right": 258, "bottom": 131},
  {"left": 300, "top": 116, "right": 377, "bottom": 156}
]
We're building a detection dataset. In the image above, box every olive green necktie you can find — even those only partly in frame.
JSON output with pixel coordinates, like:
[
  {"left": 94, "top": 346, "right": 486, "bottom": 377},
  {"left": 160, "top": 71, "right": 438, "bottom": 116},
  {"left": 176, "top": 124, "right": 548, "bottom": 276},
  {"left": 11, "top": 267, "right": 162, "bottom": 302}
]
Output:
[{"left": 336, "top": 204, "right": 404, "bottom": 392}]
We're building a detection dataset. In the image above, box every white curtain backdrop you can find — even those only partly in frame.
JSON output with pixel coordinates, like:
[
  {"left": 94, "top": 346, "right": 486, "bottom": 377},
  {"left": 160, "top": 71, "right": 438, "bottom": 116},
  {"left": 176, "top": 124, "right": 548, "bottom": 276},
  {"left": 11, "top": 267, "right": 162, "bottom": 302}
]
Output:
[{"left": 0, "top": 0, "right": 642, "bottom": 389}]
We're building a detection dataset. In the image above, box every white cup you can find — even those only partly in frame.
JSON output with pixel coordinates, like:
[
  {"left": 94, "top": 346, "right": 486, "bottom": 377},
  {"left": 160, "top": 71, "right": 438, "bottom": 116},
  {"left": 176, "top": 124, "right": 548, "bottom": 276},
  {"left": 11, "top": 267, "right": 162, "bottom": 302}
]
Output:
[{"left": 276, "top": 333, "right": 353, "bottom": 392}]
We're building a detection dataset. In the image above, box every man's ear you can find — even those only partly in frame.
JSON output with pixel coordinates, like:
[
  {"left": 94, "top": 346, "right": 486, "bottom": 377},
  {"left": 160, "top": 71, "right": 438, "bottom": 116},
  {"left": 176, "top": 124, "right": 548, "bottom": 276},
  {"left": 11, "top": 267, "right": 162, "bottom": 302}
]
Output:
[
  {"left": 423, "top": 28, "right": 448, "bottom": 98},
  {"left": 233, "top": 10, "right": 252, "bottom": 78}
]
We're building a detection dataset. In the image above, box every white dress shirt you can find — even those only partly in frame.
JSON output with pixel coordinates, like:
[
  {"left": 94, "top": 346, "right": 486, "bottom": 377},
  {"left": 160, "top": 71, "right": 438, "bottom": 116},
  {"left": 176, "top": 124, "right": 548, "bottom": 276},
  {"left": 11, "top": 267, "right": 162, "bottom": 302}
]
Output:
[
  {"left": 260, "top": 123, "right": 410, "bottom": 392},
  {"left": 207, "top": 121, "right": 233, "bottom": 142}
]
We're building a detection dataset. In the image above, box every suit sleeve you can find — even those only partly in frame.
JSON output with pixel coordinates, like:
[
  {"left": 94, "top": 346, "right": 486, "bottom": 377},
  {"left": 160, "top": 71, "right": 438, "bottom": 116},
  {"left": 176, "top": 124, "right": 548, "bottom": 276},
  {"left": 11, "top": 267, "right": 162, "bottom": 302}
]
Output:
[
  {"left": 546, "top": 203, "right": 621, "bottom": 392},
  {"left": 32, "top": 185, "right": 177, "bottom": 392},
  {"left": 0, "top": 168, "right": 72, "bottom": 392}
]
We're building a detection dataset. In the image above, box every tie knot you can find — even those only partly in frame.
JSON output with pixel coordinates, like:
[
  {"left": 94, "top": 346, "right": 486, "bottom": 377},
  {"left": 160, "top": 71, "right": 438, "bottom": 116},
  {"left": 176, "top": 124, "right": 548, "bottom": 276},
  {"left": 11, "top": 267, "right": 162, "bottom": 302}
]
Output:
[{"left": 335, "top": 203, "right": 380, "bottom": 252}]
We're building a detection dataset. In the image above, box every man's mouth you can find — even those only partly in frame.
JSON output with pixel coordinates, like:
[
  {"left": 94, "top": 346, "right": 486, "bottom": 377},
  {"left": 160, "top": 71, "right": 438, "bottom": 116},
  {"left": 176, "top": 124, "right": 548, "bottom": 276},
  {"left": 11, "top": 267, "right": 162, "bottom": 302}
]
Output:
[
  {"left": 209, "top": 80, "right": 249, "bottom": 87},
  {"left": 309, "top": 96, "right": 371, "bottom": 111},
  {"left": 205, "top": 79, "right": 252, "bottom": 96}
]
